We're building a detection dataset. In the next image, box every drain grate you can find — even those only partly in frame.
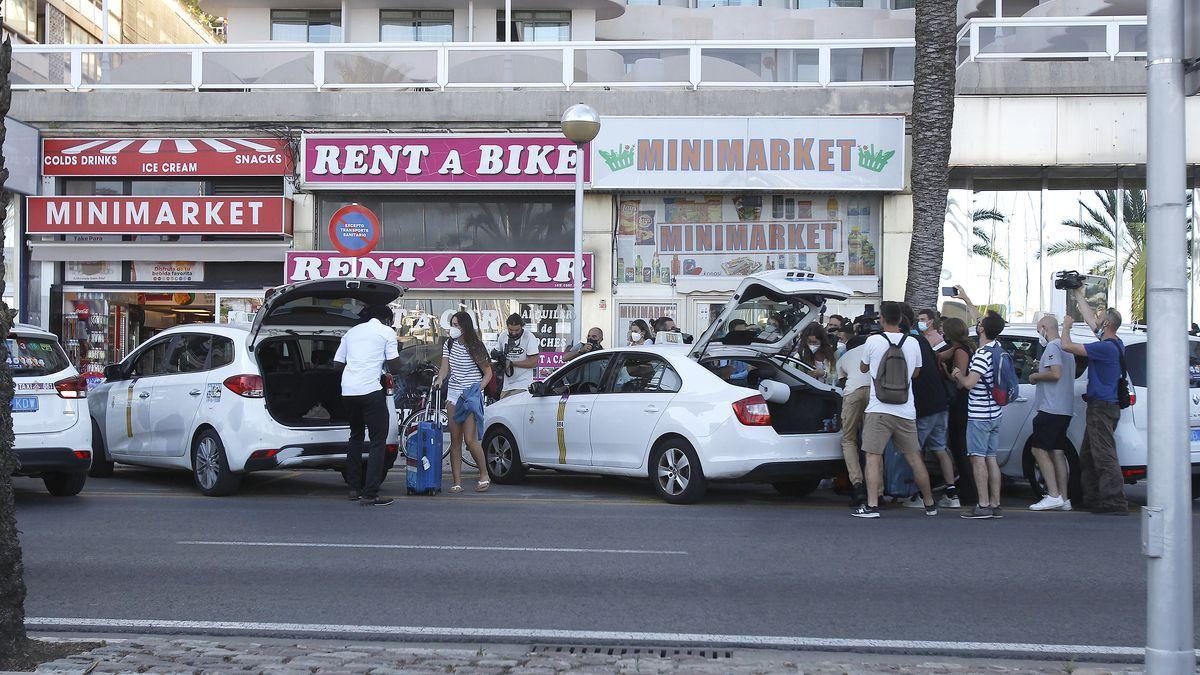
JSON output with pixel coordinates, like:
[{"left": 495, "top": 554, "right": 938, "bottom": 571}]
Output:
[{"left": 530, "top": 644, "right": 733, "bottom": 660}]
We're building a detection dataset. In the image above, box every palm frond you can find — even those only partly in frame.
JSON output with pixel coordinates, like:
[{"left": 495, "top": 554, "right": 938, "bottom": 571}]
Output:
[{"left": 969, "top": 208, "right": 1007, "bottom": 224}]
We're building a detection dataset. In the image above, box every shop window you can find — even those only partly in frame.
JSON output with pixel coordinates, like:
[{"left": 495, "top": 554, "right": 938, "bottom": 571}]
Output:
[
  {"left": 381, "top": 10, "right": 453, "bottom": 42},
  {"left": 165, "top": 334, "right": 212, "bottom": 374},
  {"left": 611, "top": 354, "right": 681, "bottom": 394},
  {"left": 210, "top": 336, "right": 236, "bottom": 369},
  {"left": 130, "top": 180, "right": 204, "bottom": 196},
  {"left": 64, "top": 180, "right": 125, "bottom": 196},
  {"left": 129, "top": 339, "right": 169, "bottom": 377},
  {"left": 271, "top": 9, "right": 342, "bottom": 43},
  {"left": 210, "top": 177, "right": 286, "bottom": 196},
  {"left": 497, "top": 10, "right": 570, "bottom": 42}
]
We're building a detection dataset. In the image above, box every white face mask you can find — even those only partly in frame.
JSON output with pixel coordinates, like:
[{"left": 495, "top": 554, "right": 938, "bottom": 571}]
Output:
[
  {"left": 1038, "top": 333, "right": 1048, "bottom": 348},
  {"left": 449, "top": 326, "right": 462, "bottom": 339},
  {"left": 630, "top": 331, "right": 642, "bottom": 342},
  {"left": 807, "top": 343, "right": 820, "bottom": 354}
]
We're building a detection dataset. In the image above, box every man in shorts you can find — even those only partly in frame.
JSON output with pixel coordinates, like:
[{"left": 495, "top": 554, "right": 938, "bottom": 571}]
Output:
[
  {"left": 952, "top": 311, "right": 1007, "bottom": 519},
  {"left": 851, "top": 301, "right": 937, "bottom": 518},
  {"left": 1027, "top": 314, "right": 1075, "bottom": 511}
]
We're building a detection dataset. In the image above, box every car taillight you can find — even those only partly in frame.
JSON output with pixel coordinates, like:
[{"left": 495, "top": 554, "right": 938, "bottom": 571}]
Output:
[
  {"left": 1128, "top": 391, "right": 1136, "bottom": 407},
  {"left": 732, "top": 394, "right": 772, "bottom": 426},
  {"left": 54, "top": 375, "right": 88, "bottom": 399},
  {"left": 224, "top": 374, "right": 264, "bottom": 398},
  {"left": 382, "top": 373, "right": 395, "bottom": 396},
  {"left": 249, "top": 449, "right": 280, "bottom": 460},
  {"left": 73, "top": 450, "right": 91, "bottom": 460}
]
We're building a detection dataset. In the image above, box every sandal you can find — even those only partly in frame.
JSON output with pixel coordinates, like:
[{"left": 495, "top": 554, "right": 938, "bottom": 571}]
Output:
[
  {"left": 475, "top": 480, "right": 491, "bottom": 492},
  {"left": 449, "top": 485, "right": 464, "bottom": 493}
]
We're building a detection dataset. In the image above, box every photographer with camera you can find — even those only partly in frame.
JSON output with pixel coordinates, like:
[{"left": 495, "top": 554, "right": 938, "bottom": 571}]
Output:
[
  {"left": 564, "top": 327, "right": 605, "bottom": 363},
  {"left": 492, "top": 314, "right": 540, "bottom": 399},
  {"left": 1059, "top": 279, "right": 1130, "bottom": 515}
]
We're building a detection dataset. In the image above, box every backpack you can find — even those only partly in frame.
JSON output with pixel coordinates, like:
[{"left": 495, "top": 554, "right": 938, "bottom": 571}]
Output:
[
  {"left": 985, "top": 342, "right": 1020, "bottom": 407},
  {"left": 872, "top": 333, "right": 911, "bottom": 405},
  {"left": 1106, "top": 338, "right": 1132, "bottom": 410}
]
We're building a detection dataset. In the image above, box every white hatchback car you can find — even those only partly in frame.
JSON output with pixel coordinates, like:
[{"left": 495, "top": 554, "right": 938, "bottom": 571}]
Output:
[
  {"left": 88, "top": 279, "right": 403, "bottom": 496},
  {"left": 481, "top": 270, "right": 849, "bottom": 503},
  {"left": 8, "top": 323, "right": 92, "bottom": 496},
  {"left": 988, "top": 325, "right": 1200, "bottom": 501}
]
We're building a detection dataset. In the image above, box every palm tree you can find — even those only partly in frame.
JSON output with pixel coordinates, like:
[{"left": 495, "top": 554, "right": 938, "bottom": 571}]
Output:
[
  {"left": 969, "top": 208, "right": 1010, "bottom": 271},
  {"left": 1046, "top": 189, "right": 1193, "bottom": 323},
  {"left": 0, "top": 36, "right": 30, "bottom": 669},
  {"left": 904, "top": 0, "right": 958, "bottom": 310}
]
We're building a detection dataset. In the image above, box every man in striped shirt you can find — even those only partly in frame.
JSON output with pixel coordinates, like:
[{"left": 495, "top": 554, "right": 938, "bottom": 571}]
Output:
[{"left": 952, "top": 311, "right": 1007, "bottom": 519}]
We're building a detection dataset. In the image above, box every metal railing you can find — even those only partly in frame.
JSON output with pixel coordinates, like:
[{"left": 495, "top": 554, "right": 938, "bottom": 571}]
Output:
[
  {"left": 957, "top": 15, "right": 1147, "bottom": 66},
  {"left": 11, "top": 39, "right": 915, "bottom": 91}
]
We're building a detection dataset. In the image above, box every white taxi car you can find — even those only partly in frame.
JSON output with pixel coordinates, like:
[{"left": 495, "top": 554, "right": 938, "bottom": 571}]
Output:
[
  {"left": 9, "top": 323, "right": 92, "bottom": 496},
  {"left": 482, "top": 270, "right": 849, "bottom": 504},
  {"left": 987, "top": 325, "right": 1200, "bottom": 501},
  {"left": 88, "top": 279, "right": 403, "bottom": 496}
]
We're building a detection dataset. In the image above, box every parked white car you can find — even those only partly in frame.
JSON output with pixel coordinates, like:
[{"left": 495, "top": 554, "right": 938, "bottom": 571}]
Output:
[
  {"left": 481, "top": 270, "right": 849, "bottom": 504},
  {"left": 88, "top": 279, "right": 403, "bottom": 496},
  {"left": 9, "top": 323, "right": 92, "bottom": 496},
  {"left": 989, "top": 325, "right": 1200, "bottom": 500}
]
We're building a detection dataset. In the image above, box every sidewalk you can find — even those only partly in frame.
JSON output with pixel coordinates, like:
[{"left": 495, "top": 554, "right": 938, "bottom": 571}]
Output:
[{"left": 27, "top": 635, "right": 1145, "bottom": 674}]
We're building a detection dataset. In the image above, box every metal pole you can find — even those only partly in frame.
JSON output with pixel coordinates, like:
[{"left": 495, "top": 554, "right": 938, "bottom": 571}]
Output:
[
  {"left": 1039, "top": 173, "right": 1046, "bottom": 311},
  {"left": 505, "top": 0, "right": 512, "bottom": 41},
  {"left": 1115, "top": 178, "right": 1124, "bottom": 313},
  {"left": 1144, "top": 0, "right": 1194, "bottom": 670},
  {"left": 468, "top": 0, "right": 474, "bottom": 41},
  {"left": 1192, "top": 185, "right": 1198, "bottom": 325},
  {"left": 572, "top": 144, "right": 584, "bottom": 345}
]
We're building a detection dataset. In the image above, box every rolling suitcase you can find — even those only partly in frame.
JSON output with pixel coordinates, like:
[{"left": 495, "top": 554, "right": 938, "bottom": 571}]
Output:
[
  {"left": 406, "top": 389, "right": 443, "bottom": 495},
  {"left": 883, "top": 439, "right": 917, "bottom": 499}
]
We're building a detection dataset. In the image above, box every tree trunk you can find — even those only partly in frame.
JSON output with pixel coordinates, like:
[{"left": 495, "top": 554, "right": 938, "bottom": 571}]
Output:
[
  {"left": 0, "top": 35, "right": 30, "bottom": 666},
  {"left": 904, "top": 0, "right": 958, "bottom": 310}
]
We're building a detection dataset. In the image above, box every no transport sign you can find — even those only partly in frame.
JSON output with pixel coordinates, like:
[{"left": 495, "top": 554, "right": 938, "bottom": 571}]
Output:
[{"left": 328, "top": 204, "right": 381, "bottom": 256}]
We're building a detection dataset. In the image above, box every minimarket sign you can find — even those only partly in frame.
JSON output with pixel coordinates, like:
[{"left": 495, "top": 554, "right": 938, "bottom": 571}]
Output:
[{"left": 589, "top": 116, "right": 905, "bottom": 191}]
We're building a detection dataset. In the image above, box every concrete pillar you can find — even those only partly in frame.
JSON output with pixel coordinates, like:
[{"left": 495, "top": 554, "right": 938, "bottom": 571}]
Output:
[
  {"left": 880, "top": 192, "right": 913, "bottom": 301},
  {"left": 580, "top": 193, "right": 613, "bottom": 338}
]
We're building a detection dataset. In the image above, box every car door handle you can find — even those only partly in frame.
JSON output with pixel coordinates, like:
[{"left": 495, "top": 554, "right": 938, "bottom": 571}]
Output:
[
  {"left": 643, "top": 405, "right": 660, "bottom": 413},
  {"left": 575, "top": 407, "right": 590, "bottom": 414},
  {"left": 138, "top": 392, "right": 151, "bottom": 399},
  {"left": 189, "top": 389, "right": 203, "bottom": 396}
]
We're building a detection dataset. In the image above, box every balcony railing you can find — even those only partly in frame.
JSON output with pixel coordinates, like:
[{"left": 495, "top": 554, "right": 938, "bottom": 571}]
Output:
[
  {"left": 957, "top": 16, "right": 1147, "bottom": 66},
  {"left": 11, "top": 39, "right": 916, "bottom": 91}
]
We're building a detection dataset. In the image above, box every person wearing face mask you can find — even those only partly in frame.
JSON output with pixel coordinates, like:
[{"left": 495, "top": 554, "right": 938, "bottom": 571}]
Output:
[
  {"left": 1026, "top": 314, "right": 1075, "bottom": 511},
  {"left": 797, "top": 323, "right": 837, "bottom": 385},
  {"left": 627, "top": 319, "right": 653, "bottom": 347},
  {"left": 1061, "top": 289, "right": 1129, "bottom": 515},
  {"left": 492, "top": 313, "right": 540, "bottom": 399},
  {"left": 918, "top": 309, "right": 946, "bottom": 352},
  {"left": 564, "top": 327, "right": 604, "bottom": 362},
  {"left": 903, "top": 304, "right": 960, "bottom": 509},
  {"left": 758, "top": 313, "right": 785, "bottom": 342}
]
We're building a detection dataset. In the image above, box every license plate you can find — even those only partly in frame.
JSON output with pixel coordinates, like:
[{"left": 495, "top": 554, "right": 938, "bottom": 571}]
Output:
[
  {"left": 1191, "top": 428, "right": 1200, "bottom": 443},
  {"left": 12, "top": 396, "right": 38, "bottom": 413}
]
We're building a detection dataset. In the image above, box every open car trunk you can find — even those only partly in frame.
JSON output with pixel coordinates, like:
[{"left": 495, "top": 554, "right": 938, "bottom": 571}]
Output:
[
  {"left": 702, "top": 355, "right": 841, "bottom": 435},
  {"left": 257, "top": 335, "right": 351, "bottom": 428}
]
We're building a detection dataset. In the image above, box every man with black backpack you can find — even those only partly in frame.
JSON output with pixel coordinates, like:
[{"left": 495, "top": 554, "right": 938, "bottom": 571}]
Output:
[
  {"left": 851, "top": 301, "right": 937, "bottom": 519},
  {"left": 952, "top": 311, "right": 1015, "bottom": 519},
  {"left": 1061, "top": 290, "right": 1130, "bottom": 516}
]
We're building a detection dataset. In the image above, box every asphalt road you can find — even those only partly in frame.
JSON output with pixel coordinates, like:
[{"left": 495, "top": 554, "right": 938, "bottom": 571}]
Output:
[{"left": 12, "top": 464, "right": 1200, "bottom": 654}]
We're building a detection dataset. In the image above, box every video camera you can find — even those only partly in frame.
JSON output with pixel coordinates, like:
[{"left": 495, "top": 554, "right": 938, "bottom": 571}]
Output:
[{"left": 1054, "top": 270, "right": 1086, "bottom": 291}]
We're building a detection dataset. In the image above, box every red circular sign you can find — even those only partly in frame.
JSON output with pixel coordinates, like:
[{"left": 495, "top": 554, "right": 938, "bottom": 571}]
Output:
[{"left": 328, "top": 204, "right": 381, "bottom": 256}]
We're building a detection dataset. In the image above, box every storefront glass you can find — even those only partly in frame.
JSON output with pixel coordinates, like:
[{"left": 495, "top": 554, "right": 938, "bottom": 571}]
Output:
[
  {"left": 614, "top": 193, "right": 881, "bottom": 285},
  {"left": 3, "top": 194, "right": 18, "bottom": 310}
]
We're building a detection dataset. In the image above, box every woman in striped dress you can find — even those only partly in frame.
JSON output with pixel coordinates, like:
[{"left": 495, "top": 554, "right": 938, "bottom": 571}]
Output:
[{"left": 433, "top": 311, "right": 493, "bottom": 493}]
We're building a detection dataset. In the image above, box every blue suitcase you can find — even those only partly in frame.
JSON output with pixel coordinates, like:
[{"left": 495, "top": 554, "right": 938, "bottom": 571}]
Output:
[
  {"left": 406, "top": 391, "right": 443, "bottom": 495},
  {"left": 884, "top": 439, "right": 917, "bottom": 499}
]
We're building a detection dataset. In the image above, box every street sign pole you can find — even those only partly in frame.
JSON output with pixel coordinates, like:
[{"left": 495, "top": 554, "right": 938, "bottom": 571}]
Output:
[{"left": 1144, "top": 0, "right": 1194, "bottom": 671}]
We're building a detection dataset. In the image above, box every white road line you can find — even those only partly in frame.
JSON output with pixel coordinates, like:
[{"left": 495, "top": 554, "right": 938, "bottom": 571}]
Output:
[
  {"left": 25, "top": 617, "right": 1179, "bottom": 658},
  {"left": 178, "top": 540, "right": 687, "bottom": 555}
]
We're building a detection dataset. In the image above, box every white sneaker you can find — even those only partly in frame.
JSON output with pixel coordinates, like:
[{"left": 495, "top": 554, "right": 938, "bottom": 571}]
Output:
[
  {"left": 937, "top": 494, "right": 961, "bottom": 509},
  {"left": 1058, "top": 499, "right": 1073, "bottom": 512},
  {"left": 901, "top": 495, "right": 926, "bottom": 509},
  {"left": 1030, "top": 495, "right": 1065, "bottom": 511}
]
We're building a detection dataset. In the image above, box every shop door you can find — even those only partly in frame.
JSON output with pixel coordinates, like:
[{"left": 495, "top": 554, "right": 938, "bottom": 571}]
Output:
[
  {"left": 105, "top": 338, "right": 169, "bottom": 457},
  {"left": 523, "top": 354, "right": 611, "bottom": 466},
  {"left": 686, "top": 295, "right": 732, "bottom": 337},
  {"left": 149, "top": 334, "right": 213, "bottom": 458}
]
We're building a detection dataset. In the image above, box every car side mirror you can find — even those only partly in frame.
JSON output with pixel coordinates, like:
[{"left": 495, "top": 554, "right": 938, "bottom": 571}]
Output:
[
  {"left": 528, "top": 381, "right": 546, "bottom": 397},
  {"left": 103, "top": 364, "right": 124, "bottom": 381}
]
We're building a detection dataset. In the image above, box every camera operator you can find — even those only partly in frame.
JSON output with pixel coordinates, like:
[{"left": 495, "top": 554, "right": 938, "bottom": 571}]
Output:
[
  {"left": 492, "top": 314, "right": 540, "bottom": 399},
  {"left": 564, "top": 327, "right": 604, "bottom": 362},
  {"left": 1060, "top": 284, "right": 1130, "bottom": 515}
]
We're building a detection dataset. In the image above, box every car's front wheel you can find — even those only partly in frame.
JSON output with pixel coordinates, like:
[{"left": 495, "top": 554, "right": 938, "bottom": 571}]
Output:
[
  {"left": 772, "top": 477, "right": 822, "bottom": 499},
  {"left": 192, "top": 429, "right": 242, "bottom": 497},
  {"left": 650, "top": 438, "right": 707, "bottom": 504},
  {"left": 484, "top": 427, "right": 525, "bottom": 484},
  {"left": 88, "top": 419, "right": 114, "bottom": 478},
  {"left": 43, "top": 471, "right": 87, "bottom": 496}
]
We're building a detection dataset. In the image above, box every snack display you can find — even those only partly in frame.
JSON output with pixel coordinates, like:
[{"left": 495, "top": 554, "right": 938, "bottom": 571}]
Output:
[{"left": 722, "top": 256, "right": 763, "bottom": 276}]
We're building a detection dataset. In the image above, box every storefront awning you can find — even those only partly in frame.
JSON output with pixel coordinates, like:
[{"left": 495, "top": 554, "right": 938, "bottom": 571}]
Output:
[{"left": 29, "top": 241, "right": 291, "bottom": 263}]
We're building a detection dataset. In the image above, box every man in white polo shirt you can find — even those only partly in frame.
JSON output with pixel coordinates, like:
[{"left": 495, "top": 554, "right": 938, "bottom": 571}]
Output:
[{"left": 334, "top": 304, "right": 402, "bottom": 506}]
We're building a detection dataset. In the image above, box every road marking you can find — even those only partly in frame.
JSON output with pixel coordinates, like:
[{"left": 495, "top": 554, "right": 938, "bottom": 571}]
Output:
[
  {"left": 178, "top": 540, "right": 687, "bottom": 555},
  {"left": 25, "top": 617, "right": 1187, "bottom": 659}
]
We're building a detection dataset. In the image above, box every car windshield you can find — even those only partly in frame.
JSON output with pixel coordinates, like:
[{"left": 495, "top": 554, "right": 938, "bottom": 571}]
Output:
[
  {"left": 710, "top": 289, "right": 814, "bottom": 347},
  {"left": 1123, "top": 340, "right": 1200, "bottom": 388},
  {"left": 6, "top": 336, "right": 71, "bottom": 377}
]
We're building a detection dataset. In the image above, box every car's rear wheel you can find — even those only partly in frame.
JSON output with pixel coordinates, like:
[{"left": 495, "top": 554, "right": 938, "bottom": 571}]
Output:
[
  {"left": 43, "top": 471, "right": 87, "bottom": 496},
  {"left": 483, "top": 427, "right": 525, "bottom": 484},
  {"left": 1022, "top": 441, "right": 1082, "bottom": 504},
  {"left": 650, "top": 439, "right": 707, "bottom": 504},
  {"left": 192, "top": 429, "right": 241, "bottom": 497},
  {"left": 88, "top": 419, "right": 114, "bottom": 478},
  {"left": 772, "top": 477, "right": 822, "bottom": 498}
]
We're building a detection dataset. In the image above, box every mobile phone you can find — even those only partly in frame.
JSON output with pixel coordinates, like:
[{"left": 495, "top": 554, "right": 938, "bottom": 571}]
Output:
[{"left": 941, "top": 286, "right": 958, "bottom": 297}]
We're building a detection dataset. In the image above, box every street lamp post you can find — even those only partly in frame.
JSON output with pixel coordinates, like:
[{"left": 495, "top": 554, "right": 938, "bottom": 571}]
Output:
[{"left": 560, "top": 104, "right": 600, "bottom": 346}]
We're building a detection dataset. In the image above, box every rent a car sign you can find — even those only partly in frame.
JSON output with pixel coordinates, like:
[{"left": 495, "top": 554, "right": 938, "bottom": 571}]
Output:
[{"left": 27, "top": 196, "right": 293, "bottom": 236}]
